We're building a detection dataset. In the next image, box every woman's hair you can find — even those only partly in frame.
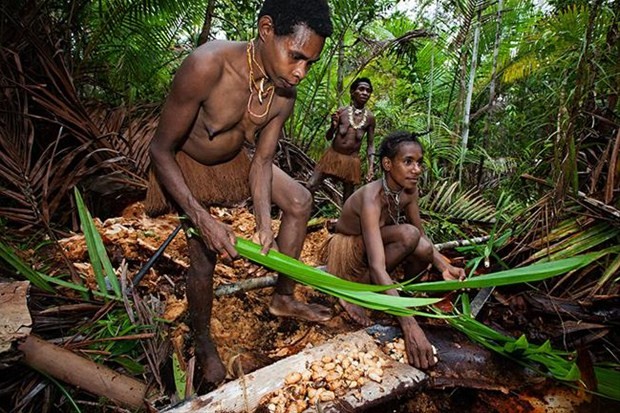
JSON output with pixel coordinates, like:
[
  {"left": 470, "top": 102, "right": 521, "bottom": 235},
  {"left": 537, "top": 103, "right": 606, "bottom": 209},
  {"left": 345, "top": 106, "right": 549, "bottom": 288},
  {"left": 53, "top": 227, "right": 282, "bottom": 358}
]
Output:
[
  {"left": 350, "top": 77, "right": 373, "bottom": 93},
  {"left": 259, "top": 0, "right": 333, "bottom": 38},
  {"left": 378, "top": 130, "right": 424, "bottom": 170}
]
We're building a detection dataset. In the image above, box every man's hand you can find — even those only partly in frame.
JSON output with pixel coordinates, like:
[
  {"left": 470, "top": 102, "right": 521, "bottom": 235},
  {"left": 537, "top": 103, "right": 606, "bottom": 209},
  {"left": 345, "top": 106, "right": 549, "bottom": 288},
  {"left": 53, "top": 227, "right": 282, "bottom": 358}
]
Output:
[
  {"left": 252, "top": 228, "right": 278, "bottom": 255},
  {"left": 401, "top": 318, "right": 437, "bottom": 369},
  {"left": 192, "top": 209, "right": 238, "bottom": 260},
  {"left": 441, "top": 265, "right": 466, "bottom": 281},
  {"left": 326, "top": 110, "right": 341, "bottom": 141},
  {"left": 365, "top": 169, "right": 374, "bottom": 183},
  {"left": 330, "top": 111, "right": 340, "bottom": 128}
]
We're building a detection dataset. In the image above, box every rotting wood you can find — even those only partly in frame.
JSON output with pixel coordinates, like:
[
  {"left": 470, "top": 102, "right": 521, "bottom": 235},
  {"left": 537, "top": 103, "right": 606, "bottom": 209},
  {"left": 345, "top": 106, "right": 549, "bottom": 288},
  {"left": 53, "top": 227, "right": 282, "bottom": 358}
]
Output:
[
  {"left": 18, "top": 335, "right": 147, "bottom": 409},
  {"left": 215, "top": 274, "right": 278, "bottom": 297},
  {"left": 433, "top": 235, "right": 491, "bottom": 251},
  {"left": 0, "top": 281, "right": 32, "bottom": 366},
  {"left": 368, "top": 324, "right": 541, "bottom": 392},
  {"left": 161, "top": 330, "right": 426, "bottom": 413}
]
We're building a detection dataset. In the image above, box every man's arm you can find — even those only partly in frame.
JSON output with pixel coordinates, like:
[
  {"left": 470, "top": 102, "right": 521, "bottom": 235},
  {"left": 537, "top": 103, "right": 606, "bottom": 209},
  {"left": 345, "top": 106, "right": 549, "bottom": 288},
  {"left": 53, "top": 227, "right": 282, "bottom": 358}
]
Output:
[
  {"left": 325, "top": 108, "right": 341, "bottom": 141},
  {"left": 365, "top": 114, "right": 376, "bottom": 182},
  {"left": 150, "top": 51, "right": 238, "bottom": 259},
  {"left": 406, "top": 189, "right": 466, "bottom": 281},
  {"left": 250, "top": 99, "right": 294, "bottom": 254}
]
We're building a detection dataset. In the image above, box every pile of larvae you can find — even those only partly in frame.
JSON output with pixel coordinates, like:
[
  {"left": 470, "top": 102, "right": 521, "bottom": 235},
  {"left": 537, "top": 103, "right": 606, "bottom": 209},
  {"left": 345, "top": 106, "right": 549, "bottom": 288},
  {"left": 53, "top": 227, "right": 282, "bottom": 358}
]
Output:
[{"left": 261, "top": 338, "right": 408, "bottom": 413}]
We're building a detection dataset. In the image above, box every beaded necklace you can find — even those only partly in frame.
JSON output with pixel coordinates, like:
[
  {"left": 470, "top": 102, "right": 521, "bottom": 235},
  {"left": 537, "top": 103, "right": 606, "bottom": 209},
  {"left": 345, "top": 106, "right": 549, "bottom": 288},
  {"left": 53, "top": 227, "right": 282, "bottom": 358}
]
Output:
[
  {"left": 382, "top": 177, "right": 403, "bottom": 224},
  {"left": 348, "top": 105, "right": 367, "bottom": 129},
  {"left": 246, "top": 40, "right": 275, "bottom": 118}
]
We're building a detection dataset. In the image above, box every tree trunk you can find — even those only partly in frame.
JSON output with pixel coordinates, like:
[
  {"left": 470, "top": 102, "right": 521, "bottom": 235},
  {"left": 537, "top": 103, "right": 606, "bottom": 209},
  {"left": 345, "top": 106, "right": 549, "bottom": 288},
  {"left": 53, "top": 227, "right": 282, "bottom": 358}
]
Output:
[
  {"left": 477, "top": 0, "right": 503, "bottom": 188},
  {"left": 336, "top": 35, "right": 345, "bottom": 107},
  {"left": 459, "top": 7, "right": 482, "bottom": 183},
  {"left": 197, "top": 0, "right": 216, "bottom": 46}
]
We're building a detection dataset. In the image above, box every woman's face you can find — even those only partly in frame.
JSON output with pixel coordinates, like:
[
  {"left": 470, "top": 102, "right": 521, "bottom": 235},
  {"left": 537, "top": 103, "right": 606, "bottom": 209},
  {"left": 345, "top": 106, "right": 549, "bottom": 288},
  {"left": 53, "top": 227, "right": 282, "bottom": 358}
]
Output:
[{"left": 384, "top": 142, "right": 424, "bottom": 190}]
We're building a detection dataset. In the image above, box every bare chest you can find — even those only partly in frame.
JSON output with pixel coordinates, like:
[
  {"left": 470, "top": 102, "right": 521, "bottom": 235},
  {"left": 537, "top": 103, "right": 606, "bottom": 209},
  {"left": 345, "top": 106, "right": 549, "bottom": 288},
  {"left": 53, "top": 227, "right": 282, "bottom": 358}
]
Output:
[{"left": 181, "top": 89, "right": 279, "bottom": 163}]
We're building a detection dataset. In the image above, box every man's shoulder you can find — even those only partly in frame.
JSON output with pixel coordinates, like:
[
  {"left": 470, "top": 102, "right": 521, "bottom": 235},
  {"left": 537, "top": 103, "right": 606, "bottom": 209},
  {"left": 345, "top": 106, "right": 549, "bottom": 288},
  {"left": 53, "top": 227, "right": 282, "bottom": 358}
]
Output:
[
  {"left": 183, "top": 40, "right": 245, "bottom": 75},
  {"left": 194, "top": 40, "right": 244, "bottom": 56}
]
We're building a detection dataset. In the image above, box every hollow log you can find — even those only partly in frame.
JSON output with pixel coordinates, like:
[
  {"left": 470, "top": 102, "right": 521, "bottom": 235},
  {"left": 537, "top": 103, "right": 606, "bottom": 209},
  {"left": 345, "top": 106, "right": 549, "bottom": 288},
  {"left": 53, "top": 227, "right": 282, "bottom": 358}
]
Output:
[{"left": 162, "top": 330, "right": 426, "bottom": 413}]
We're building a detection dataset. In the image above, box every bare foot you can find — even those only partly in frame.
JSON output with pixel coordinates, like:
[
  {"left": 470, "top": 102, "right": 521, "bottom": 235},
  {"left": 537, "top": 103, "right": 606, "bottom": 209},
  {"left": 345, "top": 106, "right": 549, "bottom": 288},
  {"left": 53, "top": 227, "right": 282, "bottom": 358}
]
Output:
[
  {"left": 194, "top": 335, "right": 226, "bottom": 385},
  {"left": 269, "top": 294, "right": 332, "bottom": 322},
  {"left": 339, "top": 298, "right": 373, "bottom": 326}
]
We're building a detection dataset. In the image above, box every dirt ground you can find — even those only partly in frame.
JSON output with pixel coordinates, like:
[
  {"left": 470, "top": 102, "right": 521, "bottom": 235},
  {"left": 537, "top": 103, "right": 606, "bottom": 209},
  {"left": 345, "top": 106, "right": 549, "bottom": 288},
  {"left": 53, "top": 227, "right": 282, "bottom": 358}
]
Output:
[
  {"left": 57, "top": 202, "right": 368, "bottom": 383},
  {"left": 54, "top": 203, "right": 619, "bottom": 412}
]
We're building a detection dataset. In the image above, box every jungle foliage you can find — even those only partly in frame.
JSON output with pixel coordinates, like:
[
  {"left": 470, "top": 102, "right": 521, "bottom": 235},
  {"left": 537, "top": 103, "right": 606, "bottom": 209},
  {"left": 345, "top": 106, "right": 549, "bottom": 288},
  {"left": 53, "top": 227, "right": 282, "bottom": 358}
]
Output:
[{"left": 0, "top": 0, "right": 619, "bottom": 410}]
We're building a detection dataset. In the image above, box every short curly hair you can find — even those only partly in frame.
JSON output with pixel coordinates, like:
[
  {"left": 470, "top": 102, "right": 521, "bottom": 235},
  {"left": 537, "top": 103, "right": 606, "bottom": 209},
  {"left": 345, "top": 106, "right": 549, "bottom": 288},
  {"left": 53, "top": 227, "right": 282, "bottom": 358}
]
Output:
[
  {"left": 378, "top": 131, "right": 424, "bottom": 171},
  {"left": 258, "top": 0, "right": 333, "bottom": 38},
  {"left": 350, "top": 77, "right": 373, "bottom": 94}
]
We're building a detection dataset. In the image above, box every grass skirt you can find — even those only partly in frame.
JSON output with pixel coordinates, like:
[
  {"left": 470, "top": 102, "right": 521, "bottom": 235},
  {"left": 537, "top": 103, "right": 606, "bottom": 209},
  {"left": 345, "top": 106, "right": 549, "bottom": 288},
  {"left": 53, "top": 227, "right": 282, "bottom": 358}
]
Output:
[
  {"left": 315, "top": 147, "right": 361, "bottom": 185},
  {"left": 320, "top": 233, "right": 367, "bottom": 281},
  {"left": 145, "top": 150, "right": 251, "bottom": 217}
]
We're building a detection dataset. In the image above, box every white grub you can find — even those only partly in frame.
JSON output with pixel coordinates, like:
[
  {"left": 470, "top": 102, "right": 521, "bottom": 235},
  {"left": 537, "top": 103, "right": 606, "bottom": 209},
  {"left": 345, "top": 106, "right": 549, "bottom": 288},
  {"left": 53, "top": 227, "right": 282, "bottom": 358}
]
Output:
[
  {"left": 323, "top": 362, "right": 336, "bottom": 371},
  {"left": 311, "top": 368, "right": 327, "bottom": 381},
  {"left": 319, "top": 390, "right": 336, "bottom": 402},
  {"left": 307, "top": 387, "right": 317, "bottom": 399},
  {"left": 327, "top": 379, "right": 344, "bottom": 391},
  {"left": 284, "top": 372, "right": 302, "bottom": 385},
  {"left": 260, "top": 346, "right": 392, "bottom": 412},
  {"left": 301, "top": 369, "right": 312, "bottom": 381},
  {"left": 295, "top": 400, "right": 308, "bottom": 411},
  {"left": 325, "top": 371, "right": 341, "bottom": 383},
  {"left": 368, "top": 372, "right": 383, "bottom": 383}
]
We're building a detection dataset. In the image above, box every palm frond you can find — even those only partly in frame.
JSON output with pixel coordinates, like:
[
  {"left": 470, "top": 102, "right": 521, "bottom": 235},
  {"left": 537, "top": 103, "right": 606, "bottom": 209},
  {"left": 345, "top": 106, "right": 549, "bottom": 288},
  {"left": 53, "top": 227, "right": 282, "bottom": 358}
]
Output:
[
  {"left": 450, "top": 313, "right": 620, "bottom": 400},
  {"left": 419, "top": 181, "right": 497, "bottom": 224},
  {"left": 0, "top": 241, "right": 55, "bottom": 293},
  {"left": 74, "top": 188, "right": 121, "bottom": 299},
  {"left": 406, "top": 252, "right": 606, "bottom": 292},
  {"left": 234, "top": 239, "right": 605, "bottom": 316}
]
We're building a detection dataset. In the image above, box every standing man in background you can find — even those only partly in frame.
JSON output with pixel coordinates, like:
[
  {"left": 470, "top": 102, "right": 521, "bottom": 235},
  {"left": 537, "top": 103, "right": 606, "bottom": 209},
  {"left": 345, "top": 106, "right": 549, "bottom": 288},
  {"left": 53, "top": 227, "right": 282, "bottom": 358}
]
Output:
[{"left": 307, "top": 78, "right": 376, "bottom": 203}]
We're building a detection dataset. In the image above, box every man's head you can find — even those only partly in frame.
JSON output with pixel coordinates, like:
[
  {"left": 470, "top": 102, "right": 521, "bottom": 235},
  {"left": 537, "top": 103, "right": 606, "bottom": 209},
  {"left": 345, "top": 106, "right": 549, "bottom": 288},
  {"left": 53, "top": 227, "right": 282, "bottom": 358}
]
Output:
[
  {"left": 350, "top": 77, "right": 373, "bottom": 94},
  {"left": 259, "top": 0, "right": 333, "bottom": 38},
  {"left": 350, "top": 77, "right": 373, "bottom": 107},
  {"left": 257, "top": 0, "right": 332, "bottom": 88}
]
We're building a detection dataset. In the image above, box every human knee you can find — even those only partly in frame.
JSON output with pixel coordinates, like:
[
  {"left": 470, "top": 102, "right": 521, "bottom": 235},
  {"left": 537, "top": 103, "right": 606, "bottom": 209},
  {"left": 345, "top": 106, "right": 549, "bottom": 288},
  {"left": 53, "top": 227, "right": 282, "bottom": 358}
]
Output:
[
  {"left": 416, "top": 238, "right": 434, "bottom": 263},
  {"left": 284, "top": 184, "right": 312, "bottom": 218},
  {"left": 399, "top": 224, "right": 421, "bottom": 251}
]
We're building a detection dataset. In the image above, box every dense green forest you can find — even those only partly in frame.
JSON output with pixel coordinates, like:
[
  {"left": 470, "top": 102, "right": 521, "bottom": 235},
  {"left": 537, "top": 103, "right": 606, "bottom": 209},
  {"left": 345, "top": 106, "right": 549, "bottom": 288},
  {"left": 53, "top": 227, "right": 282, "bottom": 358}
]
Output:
[{"left": 0, "top": 0, "right": 619, "bottom": 411}]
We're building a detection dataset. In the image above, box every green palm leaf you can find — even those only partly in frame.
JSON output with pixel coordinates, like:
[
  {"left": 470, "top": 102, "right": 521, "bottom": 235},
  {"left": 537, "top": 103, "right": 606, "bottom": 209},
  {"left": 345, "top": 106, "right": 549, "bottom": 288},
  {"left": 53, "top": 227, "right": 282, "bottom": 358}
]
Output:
[
  {"left": 405, "top": 252, "right": 606, "bottom": 292},
  {"left": 0, "top": 241, "right": 55, "bottom": 293},
  {"left": 74, "top": 188, "right": 122, "bottom": 299},
  {"left": 235, "top": 238, "right": 440, "bottom": 316},
  {"left": 450, "top": 313, "right": 620, "bottom": 400},
  {"left": 234, "top": 239, "right": 606, "bottom": 315}
]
